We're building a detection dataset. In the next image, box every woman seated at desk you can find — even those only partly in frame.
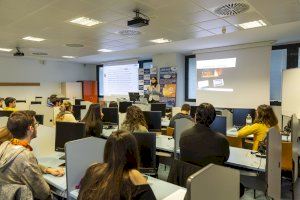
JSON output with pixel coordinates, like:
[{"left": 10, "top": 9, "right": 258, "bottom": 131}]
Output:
[
  {"left": 121, "top": 106, "right": 148, "bottom": 133},
  {"left": 55, "top": 101, "right": 77, "bottom": 123},
  {"left": 237, "top": 104, "right": 279, "bottom": 151},
  {"left": 81, "top": 104, "right": 103, "bottom": 137},
  {"left": 78, "top": 130, "right": 156, "bottom": 200}
]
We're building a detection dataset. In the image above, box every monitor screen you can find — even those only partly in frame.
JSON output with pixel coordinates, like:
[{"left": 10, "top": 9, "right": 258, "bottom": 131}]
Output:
[
  {"left": 232, "top": 108, "right": 256, "bottom": 127},
  {"left": 0, "top": 111, "right": 13, "bottom": 117},
  {"left": 35, "top": 115, "right": 44, "bottom": 125},
  {"left": 119, "top": 101, "right": 133, "bottom": 113},
  {"left": 55, "top": 122, "right": 86, "bottom": 152},
  {"left": 102, "top": 108, "right": 118, "bottom": 125},
  {"left": 129, "top": 92, "right": 140, "bottom": 102},
  {"left": 143, "top": 111, "right": 162, "bottom": 132},
  {"left": 150, "top": 103, "right": 166, "bottom": 117},
  {"left": 190, "top": 106, "right": 198, "bottom": 118},
  {"left": 210, "top": 116, "right": 227, "bottom": 135}
]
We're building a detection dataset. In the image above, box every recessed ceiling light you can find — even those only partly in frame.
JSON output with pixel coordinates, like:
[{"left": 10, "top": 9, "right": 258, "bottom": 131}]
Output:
[
  {"left": 23, "top": 36, "right": 45, "bottom": 42},
  {"left": 0, "top": 48, "right": 13, "bottom": 52},
  {"left": 98, "top": 49, "right": 114, "bottom": 53},
  {"left": 70, "top": 17, "right": 101, "bottom": 27},
  {"left": 150, "top": 38, "right": 172, "bottom": 44},
  {"left": 62, "top": 56, "right": 76, "bottom": 59},
  {"left": 237, "top": 20, "right": 267, "bottom": 29}
]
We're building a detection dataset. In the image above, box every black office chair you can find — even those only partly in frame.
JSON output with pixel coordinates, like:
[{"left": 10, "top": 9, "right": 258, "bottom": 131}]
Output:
[
  {"left": 35, "top": 115, "right": 44, "bottom": 125},
  {"left": 0, "top": 111, "right": 13, "bottom": 117},
  {"left": 132, "top": 132, "right": 157, "bottom": 176}
]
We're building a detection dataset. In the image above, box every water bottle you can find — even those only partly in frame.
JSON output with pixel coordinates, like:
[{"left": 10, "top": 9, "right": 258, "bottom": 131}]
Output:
[{"left": 246, "top": 114, "right": 252, "bottom": 125}]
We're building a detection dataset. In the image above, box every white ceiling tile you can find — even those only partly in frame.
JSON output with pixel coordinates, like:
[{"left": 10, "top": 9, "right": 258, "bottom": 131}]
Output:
[
  {"left": 195, "top": 18, "right": 231, "bottom": 29},
  {"left": 180, "top": 10, "right": 220, "bottom": 25},
  {"left": 223, "top": 11, "right": 264, "bottom": 25},
  {"left": 186, "top": 30, "right": 215, "bottom": 39},
  {"left": 208, "top": 25, "right": 239, "bottom": 34}
]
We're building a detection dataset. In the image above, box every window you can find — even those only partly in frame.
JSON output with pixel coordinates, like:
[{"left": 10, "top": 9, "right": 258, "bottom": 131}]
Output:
[
  {"left": 270, "top": 49, "right": 287, "bottom": 102},
  {"left": 185, "top": 55, "right": 196, "bottom": 101}
]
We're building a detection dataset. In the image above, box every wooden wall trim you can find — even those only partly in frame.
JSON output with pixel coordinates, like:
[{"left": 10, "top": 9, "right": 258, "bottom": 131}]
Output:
[{"left": 0, "top": 82, "right": 40, "bottom": 86}]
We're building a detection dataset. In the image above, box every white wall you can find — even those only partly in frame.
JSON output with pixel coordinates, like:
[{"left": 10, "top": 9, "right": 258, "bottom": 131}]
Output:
[
  {"left": 0, "top": 56, "right": 96, "bottom": 101},
  {"left": 153, "top": 53, "right": 185, "bottom": 107},
  {"left": 196, "top": 44, "right": 271, "bottom": 108}
]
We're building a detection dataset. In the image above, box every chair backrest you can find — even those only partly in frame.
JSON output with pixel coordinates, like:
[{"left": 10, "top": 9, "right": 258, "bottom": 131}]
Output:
[
  {"left": 174, "top": 118, "right": 194, "bottom": 157},
  {"left": 65, "top": 137, "right": 106, "bottom": 199},
  {"left": 186, "top": 164, "right": 240, "bottom": 200},
  {"left": 133, "top": 132, "right": 156, "bottom": 174},
  {"left": 281, "top": 142, "right": 292, "bottom": 171},
  {"left": 210, "top": 116, "right": 227, "bottom": 135},
  {"left": 167, "top": 159, "right": 202, "bottom": 187},
  {"left": 226, "top": 136, "right": 242, "bottom": 148}
]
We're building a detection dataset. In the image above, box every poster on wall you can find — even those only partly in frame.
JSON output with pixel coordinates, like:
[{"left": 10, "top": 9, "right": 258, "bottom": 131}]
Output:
[
  {"left": 159, "top": 67, "right": 177, "bottom": 107},
  {"left": 138, "top": 67, "right": 157, "bottom": 95}
]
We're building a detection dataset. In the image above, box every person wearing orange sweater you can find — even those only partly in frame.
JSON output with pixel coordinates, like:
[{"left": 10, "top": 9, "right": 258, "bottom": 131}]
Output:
[{"left": 237, "top": 105, "right": 279, "bottom": 151}]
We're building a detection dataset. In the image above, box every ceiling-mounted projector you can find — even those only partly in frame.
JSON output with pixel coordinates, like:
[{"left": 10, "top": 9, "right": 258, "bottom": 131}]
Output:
[
  {"left": 127, "top": 9, "right": 150, "bottom": 28},
  {"left": 13, "top": 47, "right": 24, "bottom": 56}
]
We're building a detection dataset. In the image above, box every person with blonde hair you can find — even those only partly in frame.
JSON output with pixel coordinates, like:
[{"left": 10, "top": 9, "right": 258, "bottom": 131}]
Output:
[{"left": 56, "top": 101, "right": 77, "bottom": 123}]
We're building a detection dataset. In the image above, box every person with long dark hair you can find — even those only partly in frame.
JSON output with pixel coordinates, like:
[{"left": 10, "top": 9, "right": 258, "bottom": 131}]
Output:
[
  {"left": 81, "top": 104, "right": 103, "bottom": 137},
  {"left": 121, "top": 106, "right": 148, "bottom": 133},
  {"left": 238, "top": 104, "right": 279, "bottom": 150},
  {"left": 147, "top": 77, "right": 160, "bottom": 103},
  {"left": 78, "top": 130, "right": 156, "bottom": 200}
]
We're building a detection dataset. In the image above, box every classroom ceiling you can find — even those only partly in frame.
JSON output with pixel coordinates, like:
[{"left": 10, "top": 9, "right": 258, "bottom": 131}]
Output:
[{"left": 0, "top": 0, "right": 300, "bottom": 63}]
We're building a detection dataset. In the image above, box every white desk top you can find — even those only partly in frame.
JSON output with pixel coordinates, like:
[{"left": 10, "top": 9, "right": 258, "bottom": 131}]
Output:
[{"left": 69, "top": 176, "right": 186, "bottom": 200}]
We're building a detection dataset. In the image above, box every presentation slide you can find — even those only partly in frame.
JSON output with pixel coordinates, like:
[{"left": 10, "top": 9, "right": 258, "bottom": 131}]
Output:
[
  {"left": 197, "top": 58, "right": 236, "bottom": 92},
  {"left": 99, "top": 63, "right": 139, "bottom": 97}
]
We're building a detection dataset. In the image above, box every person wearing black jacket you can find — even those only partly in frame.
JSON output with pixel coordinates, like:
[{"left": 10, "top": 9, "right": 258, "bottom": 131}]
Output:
[{"left": 179, "top": 103, "right": 229, "bottom": 167}]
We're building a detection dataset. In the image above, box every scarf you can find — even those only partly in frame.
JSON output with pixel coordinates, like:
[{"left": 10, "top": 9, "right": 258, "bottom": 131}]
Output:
[{"left": 11, "top": 138, "right": 33, "bottom": 151}]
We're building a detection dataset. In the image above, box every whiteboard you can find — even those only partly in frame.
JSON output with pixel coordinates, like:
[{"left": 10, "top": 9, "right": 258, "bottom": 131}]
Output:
[{"left": 282, "top": 68, "right": 300, "bottom": 118}]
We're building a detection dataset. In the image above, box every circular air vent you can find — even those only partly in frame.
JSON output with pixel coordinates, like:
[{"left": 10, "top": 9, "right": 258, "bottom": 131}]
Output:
[
  {"left": 32, "top": 52, "right": 48, "bottom": 56},
  {"left": 214, "top": 3, "right": 250, "bottom": 16},
  {"left": 118, "top": 29, "right": 141, "bottom": 36},
  {"left": 65, "top": 43, "right": 84, "bottom": 47}
]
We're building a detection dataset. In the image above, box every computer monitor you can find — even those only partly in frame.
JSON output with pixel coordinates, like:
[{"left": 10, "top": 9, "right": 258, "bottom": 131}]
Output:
[
  {"left": 129, "top": 92, "right": 140, "bottom": 102},
  {"left": 190, "top": 106, "right": 198, "bottom": 118},
  {"left": 210, "top": 116, "right": 227, "bottom": 135},
  {"left": 55, "top": 122, "right": 86, "bottom": 152},
  {"left": 102, "top": 108, "right": 119, "bottom": 125},
  {"left": 119, "top": 101, "right": 133, "bottom": 113},
  {"left": 0, "top": 111, "right": 13, "bottom": 117},
  {"left": 150, "top": 103, "right": 166, "bottom": 117},
  {"left": 73, "top": 105, "right": 86, "bottom": 120},
  {"left": 75, "top": 99, "right": 84, "bottom": 105},
  {"left": 31, "top": 101, "right": 41, "bottom": 105},
  {"left": 143, "top": 111, "right": 162, "bottom": 132},
  {"left": 35, "top": 114, "right": 44, "bottom": 125},
  {"left": 232, "top": 108, "right": 256, "bottom": 127}
]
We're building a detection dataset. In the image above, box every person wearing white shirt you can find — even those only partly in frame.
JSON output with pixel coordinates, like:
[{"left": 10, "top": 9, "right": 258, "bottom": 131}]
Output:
[{"left": 147, "top": 77, "right": 160, "bottom": 103}]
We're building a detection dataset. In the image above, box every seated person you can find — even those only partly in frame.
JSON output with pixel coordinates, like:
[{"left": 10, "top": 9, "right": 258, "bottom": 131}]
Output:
[
  {"left": 47, "top": 94, "right": 61, "bottom": 107},
  {"left": 121, "top": 106, "right": 148, "bottom": 133},
  {"left": 81, "top": 104, "right": 103, "bottom": 137},
  {"left": 169, "top": 104, "right": 193, "bottom": 128},
  {"left": 0, "top": 97, "right": 3, "bottom": 110},
  {"left": 3, "top": 97, "right": 17, "bottom": 112},
  {"left": 237, "top": 104, "right": 279, "bottom": 151},
  {"left": 180, "top": 103, "right": 229, "bottom": 167},
  {"left": 56, "top": 101, "right": 77, "bottom": 123},
  {"left": 0, "top": 111, "right": 62, "bottom": 199},
  {"left": 78, "top": 130, "right": 156, "bottom": 200},
  {"left": 109, "top": 101, "right": 118, "bottom": 108}
]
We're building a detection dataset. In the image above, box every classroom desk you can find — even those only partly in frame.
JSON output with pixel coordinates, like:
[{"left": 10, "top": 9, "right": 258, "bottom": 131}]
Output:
[
  {"left": 38, "top": 152, "right": 186, "bottom": 200},
  {"left": 69, "top": 176, "right": 186, "bottom": 200}
]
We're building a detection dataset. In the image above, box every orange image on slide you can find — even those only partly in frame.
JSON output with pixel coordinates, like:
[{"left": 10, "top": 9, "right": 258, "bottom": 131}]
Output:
[{"left": 163, "top": 84, "right": 176, "bottom": 97}]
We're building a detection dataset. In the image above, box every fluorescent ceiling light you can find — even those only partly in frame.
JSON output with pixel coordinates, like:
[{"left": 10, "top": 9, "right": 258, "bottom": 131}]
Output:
[
  {"left": 238, "top": 20, "right": 267, "bottom": 29},
  {"left": 0, "top": 48, "right": 13, "bottom": 52},
  {"left": 98, "top": 49, "right": 114, "bottom": 52},
  {"left": 150, "top": 38, "right": 172, "bottom": 44},
  {"left": 202, "top": 88, "right": 234, "bottom": 92},
  {"left": 62, "top": 56, "right": 76, "bottom": 59},
  {"left": 22, "top": 36, "right": 45, "bottom": 42},
  {"left": 197, "top": 58, "right": 236, "bottom": 69},
  {"left": 70, "top": 17, "right": 101, "bottom": 27}
]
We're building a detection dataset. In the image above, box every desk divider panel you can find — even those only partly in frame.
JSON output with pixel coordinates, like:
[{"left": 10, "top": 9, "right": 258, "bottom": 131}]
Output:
[
  {"left": 267, "top": 127, "right": 282, "bottom": 200},
  {"left": 31, "top": 125, "right": 56, "bottom": 157},
  {"left": 0, "top": 117, "right": 8, "bottom": 128},
  {"left": 29, "top": 104, "right": 54, "bottom": 127},
  {"left": 80, "top": 101, "right": 92, "bottom": 120},
  {"left": 65, "top": 137, "right": 106, "bottom": 199},
  {"left": 292, "top": 114, "right": 299, "bottom": 183},
  {"left": 174, "top": 118, "right": 194, "bottom": 158},
  {"left": 186, "top": 164, "right": 239, "bottom": 200}
]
